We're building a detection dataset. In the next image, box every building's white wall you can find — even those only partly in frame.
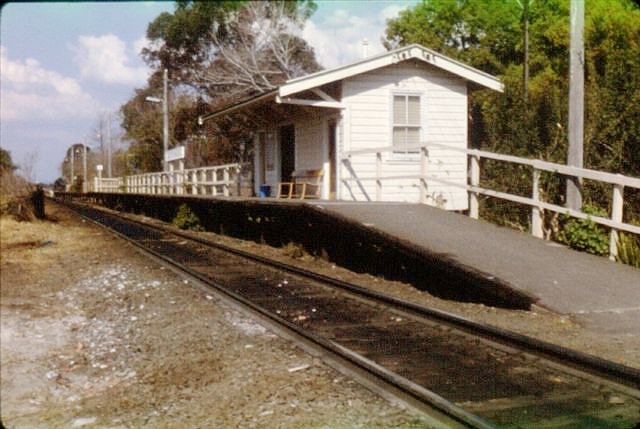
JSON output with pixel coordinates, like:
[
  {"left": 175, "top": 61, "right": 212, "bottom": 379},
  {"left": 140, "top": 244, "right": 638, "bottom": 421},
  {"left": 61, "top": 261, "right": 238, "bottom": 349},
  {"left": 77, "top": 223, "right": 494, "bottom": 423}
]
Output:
[{"left": 340, "top": 60, "right": 469, "bottom": 210}]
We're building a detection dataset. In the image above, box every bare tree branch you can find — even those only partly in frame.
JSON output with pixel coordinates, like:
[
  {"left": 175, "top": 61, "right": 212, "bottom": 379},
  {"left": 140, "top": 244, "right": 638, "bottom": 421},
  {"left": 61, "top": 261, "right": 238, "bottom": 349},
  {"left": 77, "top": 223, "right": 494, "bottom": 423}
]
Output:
[{"left": 203, "top": 1, "right": 320, "bottom": 100}]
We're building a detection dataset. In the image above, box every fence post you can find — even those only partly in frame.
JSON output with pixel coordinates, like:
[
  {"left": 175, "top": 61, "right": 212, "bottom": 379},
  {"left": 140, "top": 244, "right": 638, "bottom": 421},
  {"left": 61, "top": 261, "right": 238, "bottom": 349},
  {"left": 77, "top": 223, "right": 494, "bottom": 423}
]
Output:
[
  {"left": 531, "top": 168, "right": 543, "bottom": 238},
  {"left": 223, "top": 167, "right": 230, "bottom": 196},
  {"left": 236, "top": 165, "right": 242, "bottom": 197},
  {"left": 201, "top": 169, "right": 207, "bottom": 195},
  {"left": 609, "top": 183, "right": 624, "bottom": 260},
  {"left": 376, "top": 152, "right": 382, "bottom": 201},
  {"left": 212, "top": 169, "right": 218, "bottom": 196},
  {"left": 469, "top": 154, "right": 480, "bottom": 219},
  {"left": 420, "top": 145, "right": 428, "bottom": 204}
]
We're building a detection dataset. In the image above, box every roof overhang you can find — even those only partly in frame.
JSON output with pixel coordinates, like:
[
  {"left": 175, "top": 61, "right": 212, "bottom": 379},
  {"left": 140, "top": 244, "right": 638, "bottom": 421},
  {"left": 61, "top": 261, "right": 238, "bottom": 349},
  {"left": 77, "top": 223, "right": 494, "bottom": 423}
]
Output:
[
  {"left": 199, "top": 44, "right": 503, "bottom": 124},
  {"left": 198, "top": 89, "right": 278, "bottom": 124},
  {"left": 279, "top": 44, "right": 503, "bottom": 97}
]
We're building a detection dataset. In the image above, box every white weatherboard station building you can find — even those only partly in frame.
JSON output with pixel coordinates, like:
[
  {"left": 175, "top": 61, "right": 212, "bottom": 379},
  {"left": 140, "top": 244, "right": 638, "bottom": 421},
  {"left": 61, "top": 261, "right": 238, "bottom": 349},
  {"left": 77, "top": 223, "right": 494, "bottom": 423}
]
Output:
[{"left": 203, "top": 44, "right": 503, "bottom": 210}]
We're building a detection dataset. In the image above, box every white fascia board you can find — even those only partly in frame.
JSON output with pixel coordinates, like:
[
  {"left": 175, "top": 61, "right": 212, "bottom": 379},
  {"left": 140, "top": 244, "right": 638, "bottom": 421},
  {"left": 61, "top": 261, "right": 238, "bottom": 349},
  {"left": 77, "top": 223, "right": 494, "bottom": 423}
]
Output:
[
  {"left": 279, "top": 44, "right": 503, "bottom": 98},
  {"left": 275, "top": 95, "right": 345, "bottom": 109},
  {"left": 199, "top": 90, "right": 277, "bottom": 123},
  {"left": 411, "top": 46, "right": 504, "bottom": 92},
  {"left": 280, "top": 53, "right": 401, "bottom": 97}
]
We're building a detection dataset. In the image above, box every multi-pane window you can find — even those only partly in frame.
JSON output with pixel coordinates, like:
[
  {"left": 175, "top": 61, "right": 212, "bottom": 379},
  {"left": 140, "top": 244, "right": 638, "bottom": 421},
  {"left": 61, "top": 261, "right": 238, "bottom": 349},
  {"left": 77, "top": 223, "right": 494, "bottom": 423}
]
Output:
[{"left": 392, "top": 95, "right": 421, "bottom": 155}]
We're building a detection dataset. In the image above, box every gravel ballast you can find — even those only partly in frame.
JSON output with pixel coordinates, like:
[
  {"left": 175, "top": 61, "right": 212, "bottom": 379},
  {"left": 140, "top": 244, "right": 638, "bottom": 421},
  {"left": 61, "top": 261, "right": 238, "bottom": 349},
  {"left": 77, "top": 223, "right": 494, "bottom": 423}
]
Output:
[{"left": 1, "top": 204, "right": 433, "bottom": 428}]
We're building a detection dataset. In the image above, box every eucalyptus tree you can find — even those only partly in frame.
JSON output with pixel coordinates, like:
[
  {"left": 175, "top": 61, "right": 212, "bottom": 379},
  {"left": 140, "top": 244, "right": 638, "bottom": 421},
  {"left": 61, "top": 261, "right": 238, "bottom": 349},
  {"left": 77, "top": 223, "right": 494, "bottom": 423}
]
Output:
[{"left": 121, "top": 0, "right": 321, "bottom": 172}]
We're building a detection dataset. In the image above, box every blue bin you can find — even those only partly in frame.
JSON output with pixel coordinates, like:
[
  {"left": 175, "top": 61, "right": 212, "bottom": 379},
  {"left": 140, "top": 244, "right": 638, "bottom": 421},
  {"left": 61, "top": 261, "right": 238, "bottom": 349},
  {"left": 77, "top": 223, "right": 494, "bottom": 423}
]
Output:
[{"left": 259, "top": 185, "right": 271, "bottom": 198}]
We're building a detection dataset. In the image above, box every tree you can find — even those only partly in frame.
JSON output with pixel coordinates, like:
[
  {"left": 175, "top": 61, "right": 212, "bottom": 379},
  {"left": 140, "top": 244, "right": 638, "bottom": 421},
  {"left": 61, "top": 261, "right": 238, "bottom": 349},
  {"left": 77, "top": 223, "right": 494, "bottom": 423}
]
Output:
[
  {"left": 142, "top": 1, "right": 243, "bottom": 91},
  {"left": 121, "top": 0, "right": 321, "bottom": 173},
  {"left": 0, "top": 147, "right": 17, "bottom": 174},
  {"left": 202, "top": 1, "right": 320, "bottom": 99},
  {"left": 143, "top": 0, "right": 319, "bottom": 100},
  {"left": 385, "top": 0, "right": 640, "bottom": 225},
  {"left": 120, "top": 87, "right": 164, "bottom": 173}
]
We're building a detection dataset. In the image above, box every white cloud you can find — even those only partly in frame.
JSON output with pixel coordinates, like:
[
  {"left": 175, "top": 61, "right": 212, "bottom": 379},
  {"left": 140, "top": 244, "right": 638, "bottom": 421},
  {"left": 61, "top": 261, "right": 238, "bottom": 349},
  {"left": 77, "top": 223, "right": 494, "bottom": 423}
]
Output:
[
  {"left": 0, "top": 46, "right": 97, "bottom": 121},
  {"left": 132, "top": 35, "right": 151, "bottom": 57},
  {"left": 72, "top": 34, "right": 149, "bottom": 85},
  {"left": 303, "top": 4, "right": 409, "bottom": 68},
  {"left": 379, "top": 4, "right": 406, "bottom": 22}
]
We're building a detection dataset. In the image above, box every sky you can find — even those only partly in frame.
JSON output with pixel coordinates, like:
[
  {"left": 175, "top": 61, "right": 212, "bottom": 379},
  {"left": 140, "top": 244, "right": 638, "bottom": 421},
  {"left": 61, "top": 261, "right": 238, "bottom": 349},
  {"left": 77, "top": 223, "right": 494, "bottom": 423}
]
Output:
[{"left": 0, "top": 0, "right": 418, "bottom": 183}]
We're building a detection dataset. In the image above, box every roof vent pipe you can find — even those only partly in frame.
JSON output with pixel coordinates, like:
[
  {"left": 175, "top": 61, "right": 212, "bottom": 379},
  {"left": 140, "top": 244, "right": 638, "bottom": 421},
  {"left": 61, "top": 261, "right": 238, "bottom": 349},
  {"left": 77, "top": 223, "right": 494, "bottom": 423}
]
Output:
[{"left": 362, "top": 38, "right": 369, "bottom": 58}]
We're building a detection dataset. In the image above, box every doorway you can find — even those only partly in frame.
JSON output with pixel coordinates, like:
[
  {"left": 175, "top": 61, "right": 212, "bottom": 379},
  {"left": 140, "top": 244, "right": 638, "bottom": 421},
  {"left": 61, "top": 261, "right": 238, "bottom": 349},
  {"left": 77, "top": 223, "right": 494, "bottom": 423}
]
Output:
[
  {"left": 280, "top": 124, "right": 295, "bottom": 182},
  {"left": 328, "top": 120, "right": 337, "bottom": 199}
]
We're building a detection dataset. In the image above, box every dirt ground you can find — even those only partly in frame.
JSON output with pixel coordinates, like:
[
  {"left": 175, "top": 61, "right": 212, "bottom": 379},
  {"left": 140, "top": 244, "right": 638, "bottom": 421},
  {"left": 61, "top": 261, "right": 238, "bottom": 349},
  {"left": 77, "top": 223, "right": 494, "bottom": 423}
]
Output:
[
  {"left": 1, "top": 203, "right": 434, "bottom": 428},
  {"left": 2, "top": 201, "right": 639, "bottom": 428}
]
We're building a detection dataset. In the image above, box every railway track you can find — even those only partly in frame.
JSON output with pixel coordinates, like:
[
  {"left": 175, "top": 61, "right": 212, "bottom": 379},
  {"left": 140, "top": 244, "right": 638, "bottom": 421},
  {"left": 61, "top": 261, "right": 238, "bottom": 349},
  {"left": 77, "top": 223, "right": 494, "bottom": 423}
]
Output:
[{"left": 59, "top": 198, "right": 640, "bottom": 428}]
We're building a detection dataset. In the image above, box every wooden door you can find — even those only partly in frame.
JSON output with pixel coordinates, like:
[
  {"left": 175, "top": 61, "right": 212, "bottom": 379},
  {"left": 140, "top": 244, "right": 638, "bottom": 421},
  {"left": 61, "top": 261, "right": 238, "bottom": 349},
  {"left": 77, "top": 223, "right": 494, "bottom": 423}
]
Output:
[
  {"left": 280, "top": 125, "right": 295, "bottom": 182},
  {"left": 328, "top": 120, "right": 337, "bottom": 199}
]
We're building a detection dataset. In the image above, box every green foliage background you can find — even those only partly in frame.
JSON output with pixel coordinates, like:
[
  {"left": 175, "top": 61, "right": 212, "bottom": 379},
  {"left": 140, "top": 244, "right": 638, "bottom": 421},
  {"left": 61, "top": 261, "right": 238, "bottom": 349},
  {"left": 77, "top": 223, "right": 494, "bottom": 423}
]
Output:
[
  {"left": 385, "top": 0, "right": 640, "bottom": 229},
  {"left": 120, "top": 1, "right": 320, "bottom": 174}
]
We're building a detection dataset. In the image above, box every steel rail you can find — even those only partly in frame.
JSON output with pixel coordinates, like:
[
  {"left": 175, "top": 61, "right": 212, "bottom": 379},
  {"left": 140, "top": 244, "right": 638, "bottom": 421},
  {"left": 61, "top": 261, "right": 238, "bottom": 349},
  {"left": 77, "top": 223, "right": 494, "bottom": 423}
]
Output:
[
  {"left": 58, "top": 198, "right": 493, "bottom": 428},
  {"left": 80, "top": 200, "right": 640, "bottom": 391}
]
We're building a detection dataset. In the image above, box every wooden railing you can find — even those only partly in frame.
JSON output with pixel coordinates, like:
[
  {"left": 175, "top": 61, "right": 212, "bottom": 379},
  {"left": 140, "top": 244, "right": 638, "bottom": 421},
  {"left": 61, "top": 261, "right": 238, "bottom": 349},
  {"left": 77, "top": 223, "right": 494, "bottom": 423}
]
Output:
[
  {"left": 87, "top": 178, "right": 122, "bottom": 193},
  {"left": 341, "top": 143, "right": 640, "bottom": 260},
  {"left": 92, "top": 163, "right": 242, "bottom": 197}
]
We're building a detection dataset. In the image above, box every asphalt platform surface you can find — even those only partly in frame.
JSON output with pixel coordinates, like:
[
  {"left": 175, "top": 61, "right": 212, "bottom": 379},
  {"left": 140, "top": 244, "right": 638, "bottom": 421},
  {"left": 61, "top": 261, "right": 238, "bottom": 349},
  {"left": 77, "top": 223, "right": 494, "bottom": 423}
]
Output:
[{"left": 309, "top": 201, "right": 640, "bottom": 336}]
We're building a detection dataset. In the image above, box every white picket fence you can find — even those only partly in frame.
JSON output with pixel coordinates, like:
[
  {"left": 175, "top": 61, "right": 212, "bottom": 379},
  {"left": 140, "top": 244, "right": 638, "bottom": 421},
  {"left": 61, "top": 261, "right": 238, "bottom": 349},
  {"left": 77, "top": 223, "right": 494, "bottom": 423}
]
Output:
[{"left": 88, "top": 163, "right": 242, "bottom": 197}]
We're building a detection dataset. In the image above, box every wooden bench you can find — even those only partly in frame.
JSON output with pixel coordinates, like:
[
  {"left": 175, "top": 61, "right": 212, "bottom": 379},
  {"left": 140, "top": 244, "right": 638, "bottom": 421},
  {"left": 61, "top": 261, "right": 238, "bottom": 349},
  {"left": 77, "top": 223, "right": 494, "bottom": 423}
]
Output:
[{"left": 277, "top": 169, "right": 324, "bottom": 199}]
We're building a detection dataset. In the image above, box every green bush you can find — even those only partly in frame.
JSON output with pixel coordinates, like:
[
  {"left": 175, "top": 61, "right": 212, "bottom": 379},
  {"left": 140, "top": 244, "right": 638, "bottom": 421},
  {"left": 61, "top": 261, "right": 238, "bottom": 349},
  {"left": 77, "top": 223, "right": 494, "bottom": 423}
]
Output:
[
  {"left": 173, "top": 204, "right": 203, "bottom": 231},
  {"left": 558, "top": 204, "right": 609, "bottom": 256},
  {"left": 617, "top": 233, "right": 640, "bottom": 269}
]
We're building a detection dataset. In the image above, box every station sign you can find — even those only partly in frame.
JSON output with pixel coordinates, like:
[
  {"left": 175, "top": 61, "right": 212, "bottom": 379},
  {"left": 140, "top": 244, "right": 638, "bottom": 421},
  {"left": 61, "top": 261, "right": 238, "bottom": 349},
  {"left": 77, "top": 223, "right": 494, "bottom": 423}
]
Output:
[{"left": 164, "top": 146, "right": 185, "bottom": 162}]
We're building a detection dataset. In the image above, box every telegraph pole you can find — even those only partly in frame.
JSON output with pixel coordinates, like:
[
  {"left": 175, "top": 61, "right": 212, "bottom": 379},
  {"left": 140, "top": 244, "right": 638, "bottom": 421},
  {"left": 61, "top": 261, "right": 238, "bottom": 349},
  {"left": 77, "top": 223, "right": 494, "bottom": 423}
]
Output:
[
  {"left": 107, "top": 112, "right": 112, "bottom": 178},
  {"left": 163, "top": 68, "right": 169, "bottom": 172},
  {"left": 566, "top": 0, "right": 584, "bottom": 210},
  {"left": 523, "top": 0, "right": 529, "bottom": 103},
  {"left": 70, "top": 147, "right": 74, "bottom": 188},
  {"left": 82, "top": 141, "right": 87, "bottom": 191},
  {"left": 146, "top": 69, "right": 170, "bottom": 172}
]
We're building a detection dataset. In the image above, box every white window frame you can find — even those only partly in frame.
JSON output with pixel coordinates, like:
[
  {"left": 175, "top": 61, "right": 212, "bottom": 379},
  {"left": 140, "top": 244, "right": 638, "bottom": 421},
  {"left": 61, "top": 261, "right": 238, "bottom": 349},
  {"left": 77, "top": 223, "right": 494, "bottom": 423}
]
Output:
[{"left": 389, "top": 91, "right": 424, "bottom": 161}]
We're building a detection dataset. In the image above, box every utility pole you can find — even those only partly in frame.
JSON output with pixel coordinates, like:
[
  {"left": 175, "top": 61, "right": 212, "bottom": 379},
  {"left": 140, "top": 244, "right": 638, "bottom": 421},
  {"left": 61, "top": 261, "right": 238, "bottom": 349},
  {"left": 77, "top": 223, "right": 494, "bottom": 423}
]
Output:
[
  {"left": 523, "top": 0, "right": 529, "bottom": 103},
  {"left": 163, "top": 68, "right": 169, "bottom": 172},
  {"left": 566, "top": 0, "right": 584, "bottom": 210},
  {"left": 69, "top": 147, "right": 74, "bottom": 188},
  {"left": 82, "top": 141, "right": 87, "bottom": 192},
  {"left": 107, "top": 112, "right": 112, "bottom": 178},
  {"left": 146, "top": 68, "right": 170, "bottom": 172}
]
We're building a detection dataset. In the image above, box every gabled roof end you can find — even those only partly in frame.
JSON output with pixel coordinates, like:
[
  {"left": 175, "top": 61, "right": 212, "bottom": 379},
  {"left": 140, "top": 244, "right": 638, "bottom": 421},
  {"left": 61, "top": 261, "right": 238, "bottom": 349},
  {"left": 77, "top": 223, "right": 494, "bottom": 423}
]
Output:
[{"left": 279, "top": 43, "right": 503, "bottom": 97}]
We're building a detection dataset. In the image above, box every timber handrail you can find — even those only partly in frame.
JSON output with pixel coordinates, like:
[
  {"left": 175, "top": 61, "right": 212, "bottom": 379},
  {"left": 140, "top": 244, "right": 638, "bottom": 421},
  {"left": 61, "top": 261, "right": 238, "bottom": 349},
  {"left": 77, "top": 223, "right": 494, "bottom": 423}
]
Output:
[
  {"left": 341, "top": 142, "right": 640, "bottom": 260},
  {"left": 93, "top": 163, "right": 243, "bottom": 197}
]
